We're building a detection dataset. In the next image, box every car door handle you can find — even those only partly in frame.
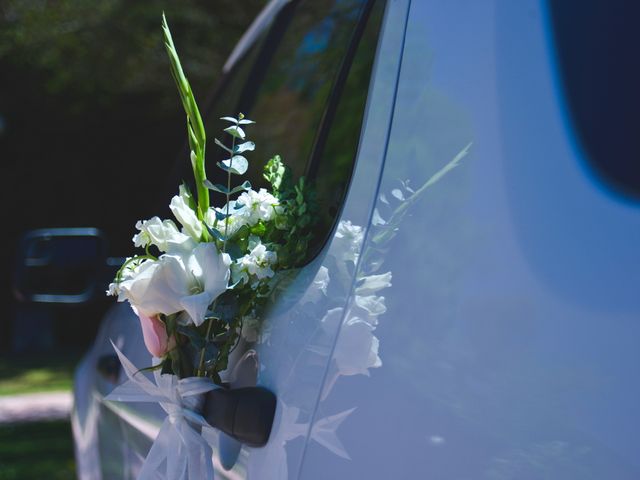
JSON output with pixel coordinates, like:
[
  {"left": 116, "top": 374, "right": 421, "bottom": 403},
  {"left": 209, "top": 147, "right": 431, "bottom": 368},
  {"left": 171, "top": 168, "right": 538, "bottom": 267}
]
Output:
[{"left": 203, "top": 386, "right": 276, "bottom": 447}]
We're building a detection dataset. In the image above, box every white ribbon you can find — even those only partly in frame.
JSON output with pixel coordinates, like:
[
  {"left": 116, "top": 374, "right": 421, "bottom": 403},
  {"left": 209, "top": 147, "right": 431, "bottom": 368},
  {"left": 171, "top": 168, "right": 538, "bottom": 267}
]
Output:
[{"left": 105, "top": 342, "right": 218, "bottom": 480}]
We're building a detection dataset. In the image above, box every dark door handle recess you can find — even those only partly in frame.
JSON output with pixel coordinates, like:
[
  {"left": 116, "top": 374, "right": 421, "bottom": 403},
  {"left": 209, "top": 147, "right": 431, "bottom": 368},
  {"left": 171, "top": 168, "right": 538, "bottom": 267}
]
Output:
[
  {"left": 97, "top": 354, "right": 121, "bottom": 383},
  {"left": 203, "top": 387, "right": 276, "bottom": 447}
]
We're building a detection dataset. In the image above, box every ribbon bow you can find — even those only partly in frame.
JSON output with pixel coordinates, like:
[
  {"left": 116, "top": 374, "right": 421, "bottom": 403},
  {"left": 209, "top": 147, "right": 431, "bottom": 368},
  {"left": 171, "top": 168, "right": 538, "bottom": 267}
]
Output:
[{"left": 105, "top": 342, "right": 218, "bottom": 480}]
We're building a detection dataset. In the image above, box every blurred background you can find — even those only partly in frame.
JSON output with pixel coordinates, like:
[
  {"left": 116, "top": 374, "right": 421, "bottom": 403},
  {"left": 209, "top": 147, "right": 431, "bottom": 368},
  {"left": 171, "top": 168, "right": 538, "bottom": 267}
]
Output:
[{"left": 0, "top": 1, "right": 264, "bottom": 477}]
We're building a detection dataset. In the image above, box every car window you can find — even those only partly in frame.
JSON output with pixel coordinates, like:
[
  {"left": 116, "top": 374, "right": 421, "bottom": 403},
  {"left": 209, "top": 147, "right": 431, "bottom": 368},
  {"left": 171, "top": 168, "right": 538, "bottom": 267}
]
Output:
[
  {"left": 548, "top": 0, "right": 640, "bottom": 200},
  {"left": 190, "top": 0, "right": 386, "bottom": 262}
]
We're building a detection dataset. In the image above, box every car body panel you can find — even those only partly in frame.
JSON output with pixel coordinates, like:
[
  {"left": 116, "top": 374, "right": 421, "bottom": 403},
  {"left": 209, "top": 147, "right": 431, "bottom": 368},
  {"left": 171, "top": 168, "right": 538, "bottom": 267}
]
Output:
[{"left": 298, "top": 0, "right": 640, "bottom": 478}]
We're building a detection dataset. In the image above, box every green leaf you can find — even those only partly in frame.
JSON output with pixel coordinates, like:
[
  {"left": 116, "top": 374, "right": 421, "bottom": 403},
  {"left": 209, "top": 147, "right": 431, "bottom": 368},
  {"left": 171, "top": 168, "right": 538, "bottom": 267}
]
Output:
[
  {"left": 224, "top": 125, "right": 245, "bottom": 139},
  {"left": 205, "top": 224, "right": 226, "bottom": 242},
  {"left": 238, "top": 119, "right": 255, "bottom": 125},
  {"left": 219, "top": 155, "right": 248, "bottom": 175},
  {"left": 213, "top": 208, "right": 231, "bottom": 221},
  {"left": 234, "top": 141, "right": 255, "bottom": 154},
  {"left": 263, "top": 155, "right": 289, "bottom": 192},
  {"left": 230, "top": 180, "right": 252, "bottom": 195},
  {"left": 187, "top": 122, "right": 199, "bottom": 153},
  {"left": 210, "top": 291, "right": 239, "bottom": 323},
  {"left": 201, "top": 343, "right": 220, "bottom": 365},
  {"left": 177, "top": 325, "right": 205, "bottom": 350},
  {"left": 162, "top": 14, "right": 206, "bottom": 146},
  {"left": 203, "top": 179, "right": 229, "bottom": 194},
  {"left": 220, "top": 116, "right": 238, "bottom": 124},
  {"left": 214, "top": 138, "right": 232, "bottom": 153},
  {"left": 250, "top": 222, "right": 266, "bottom": 236}
]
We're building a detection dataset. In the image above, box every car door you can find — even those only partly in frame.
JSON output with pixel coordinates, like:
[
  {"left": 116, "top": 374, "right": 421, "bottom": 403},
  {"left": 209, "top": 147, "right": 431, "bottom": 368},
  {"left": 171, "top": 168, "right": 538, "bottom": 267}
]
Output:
[
  {"left": 87, "top": 0, "right": 402, "bottom": 478},
  {"left": 295, "top": 1, "right": 640, "bottom": 479}
]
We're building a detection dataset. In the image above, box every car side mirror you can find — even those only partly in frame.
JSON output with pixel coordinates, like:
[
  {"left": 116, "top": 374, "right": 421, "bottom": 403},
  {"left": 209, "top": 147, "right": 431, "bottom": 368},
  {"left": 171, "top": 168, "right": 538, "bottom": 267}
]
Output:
[{"left": 13, "top": 228, "right": 111, "bottom": 304}]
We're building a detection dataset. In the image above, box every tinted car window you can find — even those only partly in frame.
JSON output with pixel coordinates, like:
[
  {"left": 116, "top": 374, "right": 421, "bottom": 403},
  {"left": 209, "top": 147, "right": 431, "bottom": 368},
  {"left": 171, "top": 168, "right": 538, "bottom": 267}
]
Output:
[
  {"left": 184, "top": 0, "right": 385, "bottom": 261},
  {"left": 548, "top": 0, "right": 640, "bottom": 200}
]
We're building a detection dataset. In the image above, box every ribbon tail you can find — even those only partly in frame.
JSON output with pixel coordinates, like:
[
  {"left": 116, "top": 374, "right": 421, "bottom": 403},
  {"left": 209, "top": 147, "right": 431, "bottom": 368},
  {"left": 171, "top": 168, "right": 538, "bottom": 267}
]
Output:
[
  {"left": 166, "top": 432, "right": 188, "bottom": 480},
  {"left": 182, "top": 421, "right": 215, "bottom": 480},
  {"left": 137, "top": 418, "right": 174, "bottom": 480},
  {"left": 110, "top": 340, "right": 163, "bottom": 399},
  {"left": 105, "top": 379, "right": 168, "bottom": 403}
]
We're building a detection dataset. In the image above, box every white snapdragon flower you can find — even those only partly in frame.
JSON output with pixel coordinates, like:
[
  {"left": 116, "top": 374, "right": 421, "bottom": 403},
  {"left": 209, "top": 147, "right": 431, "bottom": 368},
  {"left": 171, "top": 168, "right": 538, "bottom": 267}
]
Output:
[
  {"left": 205, "top": 203, "right": 246, "bottom": 237},
  {"left": 169, "top": 192, "right": 202, "bottom": 241},
  {"left": 132, "top": 217, "right": 195, "bottom": 253},
  {"left": 116, "top": 243, "right": 231, "bottom": 326},
  {"left": 231, "top": 239, "right": 277, "bottom": 287},
  {"left": 234, "top": 188, "right": 279, "bottom": 226}
]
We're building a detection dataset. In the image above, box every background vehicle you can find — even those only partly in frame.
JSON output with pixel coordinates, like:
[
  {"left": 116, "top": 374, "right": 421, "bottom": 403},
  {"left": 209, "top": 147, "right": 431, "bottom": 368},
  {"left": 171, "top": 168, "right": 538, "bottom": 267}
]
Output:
[{"left": 16, "top": 0, "right": 640, "bottom": 478}]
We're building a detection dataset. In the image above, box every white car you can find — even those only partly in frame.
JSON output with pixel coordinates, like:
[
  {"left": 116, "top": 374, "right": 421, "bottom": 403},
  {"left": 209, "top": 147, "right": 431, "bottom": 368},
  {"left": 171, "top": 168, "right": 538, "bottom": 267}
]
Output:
[{"left": 16, "top": 0, "right": 640, "bottom": 478}]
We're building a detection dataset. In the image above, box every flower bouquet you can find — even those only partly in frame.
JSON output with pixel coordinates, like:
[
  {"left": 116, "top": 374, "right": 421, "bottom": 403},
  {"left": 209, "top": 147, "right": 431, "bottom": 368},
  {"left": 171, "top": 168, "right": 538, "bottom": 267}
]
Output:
[{"left": 105, "top": 14, "right": 316, "bottom": 479}]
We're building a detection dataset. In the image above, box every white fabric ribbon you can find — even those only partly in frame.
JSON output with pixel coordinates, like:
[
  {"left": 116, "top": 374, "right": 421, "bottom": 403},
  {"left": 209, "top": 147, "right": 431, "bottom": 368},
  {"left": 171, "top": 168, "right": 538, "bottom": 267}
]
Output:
[{"left": 105, "top": 342, "right": 218, "bottom": 480}]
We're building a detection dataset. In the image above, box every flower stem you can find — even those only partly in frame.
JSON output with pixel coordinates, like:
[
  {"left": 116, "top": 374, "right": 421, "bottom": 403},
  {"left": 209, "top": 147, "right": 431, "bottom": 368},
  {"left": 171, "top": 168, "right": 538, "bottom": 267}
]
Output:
[
  {"left": 196, "top": 310, "right": 216, "bottom": 377},
  {"left": 222, "top": 133, "right": 237, "bottom": 252}
]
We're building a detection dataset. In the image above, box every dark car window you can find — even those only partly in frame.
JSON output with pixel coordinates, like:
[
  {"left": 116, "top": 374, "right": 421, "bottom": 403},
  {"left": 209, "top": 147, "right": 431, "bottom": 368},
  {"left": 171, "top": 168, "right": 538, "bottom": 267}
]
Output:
[
  {"left": 182, "top": 0, "right": 386, "bottom": 262},
  {"left": 548, "top": 0, "right": 640, "bottom": 201}
]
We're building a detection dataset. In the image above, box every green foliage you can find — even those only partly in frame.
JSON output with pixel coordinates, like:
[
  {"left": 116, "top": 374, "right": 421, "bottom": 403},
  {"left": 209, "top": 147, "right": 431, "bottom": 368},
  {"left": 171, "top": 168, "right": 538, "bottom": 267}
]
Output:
[
  {"left": 263, "top": 155, "right": 290, "bottom": 192},
  {"left": 264, "top": 161, "right": 318, "bottom": 269},
  {"left": 0, "top": 421, "right": 75, "bottom": 480},
  {"left": 0, "top": 352, "right": 79, "bottom": 396},
  {"left": 162, "top": 14, "right": 209, "bottom": 223}
]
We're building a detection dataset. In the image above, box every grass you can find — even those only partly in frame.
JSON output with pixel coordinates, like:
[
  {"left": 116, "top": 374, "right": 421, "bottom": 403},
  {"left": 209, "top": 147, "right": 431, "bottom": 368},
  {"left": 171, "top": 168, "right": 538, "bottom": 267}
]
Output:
[
  {"left": 0, "top": 352, "right": 81, "bottom": 396},
  {"left": 0, "top": 421, "right": 76, "bottom": 479}
]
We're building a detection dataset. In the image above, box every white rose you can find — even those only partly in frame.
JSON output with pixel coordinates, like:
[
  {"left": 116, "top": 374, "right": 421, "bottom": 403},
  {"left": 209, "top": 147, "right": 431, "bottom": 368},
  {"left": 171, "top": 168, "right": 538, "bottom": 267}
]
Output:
[
  {"left": 132, "top": 217, "right": 195, "bottom": 253},
  {"left": 117, "top": 243, "right": 230, "bottom": 326}
]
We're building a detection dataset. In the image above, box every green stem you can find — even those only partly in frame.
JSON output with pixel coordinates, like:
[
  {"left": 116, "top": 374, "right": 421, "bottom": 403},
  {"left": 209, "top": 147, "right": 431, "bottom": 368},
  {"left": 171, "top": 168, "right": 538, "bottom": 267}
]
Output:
[
  {"left": 222, "top": 134, "right": 237, "bottom": 252},
  {"left": 115, "top": 254, "right": 156, "bottom": 283},
  {"left": 196, "top": 310, "right": 216, "bottom": 377}
]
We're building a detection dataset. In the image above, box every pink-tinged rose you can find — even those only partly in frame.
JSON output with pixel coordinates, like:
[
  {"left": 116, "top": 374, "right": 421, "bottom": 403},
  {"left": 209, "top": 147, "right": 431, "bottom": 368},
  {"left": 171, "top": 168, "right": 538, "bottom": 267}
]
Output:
[{"left": 134, "top": 308, "right": 176, "bottom": 358}]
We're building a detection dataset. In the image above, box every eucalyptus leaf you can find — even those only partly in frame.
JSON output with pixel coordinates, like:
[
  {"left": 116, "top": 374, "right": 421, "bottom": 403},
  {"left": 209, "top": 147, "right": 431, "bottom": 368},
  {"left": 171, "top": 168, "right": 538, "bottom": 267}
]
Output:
[
  {"left": 214, "top": 208, "right": 231, "bottom": 221},
  {"left": 205, "top": 224, "right": 226, "bottom": 242},
  {"left": 234, "top": 141, "right": 255, "bottom": 153},
  {"left": 211, "top": 298, "right": 238, "bottom": 323},
  {"left": 203, "top": 179, "right": 229, "bottom": 194},
  {"left": 224, "top": 125, "right": 245, "bottom": 139},
  {"left": 219, "top": 155, "right": 248, "bottom": 175},
  {"left": 214, "top": 138, "right": 232, "bottom": 153},
  {"left": 229, "top": 180, "right": 252, "bottom": 195},
  {"left": 391, "top": 188, "right": 405, "bottom": 201}
]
